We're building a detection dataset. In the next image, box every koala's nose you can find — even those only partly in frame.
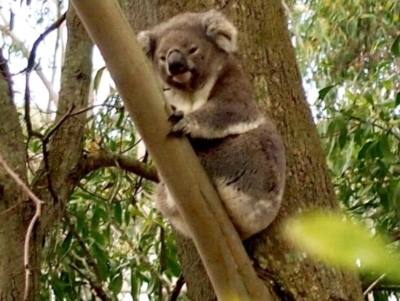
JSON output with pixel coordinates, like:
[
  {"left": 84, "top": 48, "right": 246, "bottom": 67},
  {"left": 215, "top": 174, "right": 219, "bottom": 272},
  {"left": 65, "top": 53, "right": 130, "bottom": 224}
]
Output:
[{"left": 167, "top": 50, "right": 189, "bottom": 75}]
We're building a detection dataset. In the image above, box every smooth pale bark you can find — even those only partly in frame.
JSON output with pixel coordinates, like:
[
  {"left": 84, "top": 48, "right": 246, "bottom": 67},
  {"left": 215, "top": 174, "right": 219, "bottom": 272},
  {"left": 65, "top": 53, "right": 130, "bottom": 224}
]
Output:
[
  {"left": 70, "top": 0, "right": 273, "bottom": 301},
  {"left": 118, "top": 1, "right": 364, "bottom": 300}
]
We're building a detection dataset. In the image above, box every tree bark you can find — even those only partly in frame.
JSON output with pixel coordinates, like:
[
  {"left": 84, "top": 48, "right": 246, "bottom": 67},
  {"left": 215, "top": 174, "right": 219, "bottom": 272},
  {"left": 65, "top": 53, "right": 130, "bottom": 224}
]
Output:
[
  {"left": 121, "top": 1, "right": 364, "bottom": 300},
  {"left": 0, "top": 10, "right": 93, "bottom": 294},
  {"left": 31, "top": 7, "right": 93, "bottom": 235},
  {"left": 0, "top": 7, "right": 93, "bottom": 300},
  {"left": 0, "top": 49, "right": 33, "bottom": 301}
]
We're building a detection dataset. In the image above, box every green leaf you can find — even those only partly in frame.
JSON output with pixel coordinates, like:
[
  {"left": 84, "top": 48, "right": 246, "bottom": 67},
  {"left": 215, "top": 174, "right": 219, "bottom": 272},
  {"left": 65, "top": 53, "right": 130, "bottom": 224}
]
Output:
[
  {"left": 318, "top": 85, "right": 336, "bottom": 101},
  {"left": 391, "top": 35, "right": 400, "bottom": 57},
  {"left": 60, "top": 231, "right": 73, "bottom": 255},
  {"left": 284, "top": 212, "right": 400, "bottom": 281},
  {"left": 359, "top": 14, "right": 375, "bottom": 19},
  {"left": 392, "top": 181, "right": 400, "bottom": 208},
  {"left": 92, "top": 229, "right": 106, "bottom": 245},
  {"left": 338, "top": 127, "right": 348, "bottom": 149},
  {"left": 114, "top": 202, "right": 123, "bottom": 224},
  {"left": 109, "top": 271, "right": 123, "bottom": 296},
  {"left": 395, "top": 92, "right": 400, "bottom": 108},
  {"left": 357, "top": 141, "right": 373, "bottom": 160},
  {"left": 92, "top": 244, "right": 109, "bottom": 281},
  {"left": 364, "top": 93, "right": 374, "bottom": 105},
  {"left": 378, "top": 134, "right": 393, "bottom": 162},
  {"left": 93, "top": 66, "right": 106, "bottom": 91},
  {"left": 131, "top": 268, "right": 140, "bottom": 301}
]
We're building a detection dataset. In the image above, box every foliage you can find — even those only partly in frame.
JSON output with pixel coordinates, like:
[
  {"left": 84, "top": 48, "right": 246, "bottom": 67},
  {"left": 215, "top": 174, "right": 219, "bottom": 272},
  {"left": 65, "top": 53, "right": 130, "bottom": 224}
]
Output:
[
  {"left": 36, "top": 95, "right": 183, "bottom": 300},
  {"left": 289, "top": 0, "right": 400, "bottom": 299}
]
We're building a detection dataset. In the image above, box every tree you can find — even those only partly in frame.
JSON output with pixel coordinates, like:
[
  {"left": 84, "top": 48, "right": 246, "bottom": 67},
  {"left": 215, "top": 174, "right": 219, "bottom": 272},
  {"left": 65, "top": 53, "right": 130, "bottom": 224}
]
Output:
[
  {"left": 121, "top": 1, "right": 363, "bottom": 300},
  {"left": 0, "top": 0, "right": 376, "bottom": 300}
]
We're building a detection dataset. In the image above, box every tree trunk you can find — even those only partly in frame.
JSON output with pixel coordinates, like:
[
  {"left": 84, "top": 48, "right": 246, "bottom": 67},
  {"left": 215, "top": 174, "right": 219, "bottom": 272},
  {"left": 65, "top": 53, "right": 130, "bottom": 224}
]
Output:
[
  {"left": 31, "top": 7, "right": 93, "bottom": 234},
  {"left": 0, "top": 49, "right": 34, "bottom": 301},
  {"left": 122, "top": 1, "right": 364, "bottom": 300},
  {"left": 0, "top": 7, "right": 93, "bottom": 300}
]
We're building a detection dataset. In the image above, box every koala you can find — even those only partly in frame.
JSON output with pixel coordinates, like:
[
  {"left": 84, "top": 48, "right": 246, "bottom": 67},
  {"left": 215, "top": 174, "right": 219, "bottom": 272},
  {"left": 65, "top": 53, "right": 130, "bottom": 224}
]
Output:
[{"left": 137, "top": 10, "right": 286, "bottom": 240}]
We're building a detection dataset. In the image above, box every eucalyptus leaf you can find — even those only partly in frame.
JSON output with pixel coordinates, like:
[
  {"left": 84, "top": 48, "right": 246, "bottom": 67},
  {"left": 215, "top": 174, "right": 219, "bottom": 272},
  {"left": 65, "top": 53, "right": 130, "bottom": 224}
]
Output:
[{"left": 284, "top": 213, "right": 400, "bottom": 281}]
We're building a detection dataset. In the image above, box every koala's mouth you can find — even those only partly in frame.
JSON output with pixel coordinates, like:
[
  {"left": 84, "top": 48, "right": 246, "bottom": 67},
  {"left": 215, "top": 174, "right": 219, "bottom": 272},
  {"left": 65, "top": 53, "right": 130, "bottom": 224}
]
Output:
[{"left": 171, "top": 71, "right": 192, "bottom": 84}]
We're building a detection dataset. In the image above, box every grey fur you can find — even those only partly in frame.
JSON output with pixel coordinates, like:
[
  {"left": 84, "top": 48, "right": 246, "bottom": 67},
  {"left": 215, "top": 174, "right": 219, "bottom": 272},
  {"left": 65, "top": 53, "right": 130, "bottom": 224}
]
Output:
[{"left": 138, "top": 10, "right": 286, "bottom": 240}]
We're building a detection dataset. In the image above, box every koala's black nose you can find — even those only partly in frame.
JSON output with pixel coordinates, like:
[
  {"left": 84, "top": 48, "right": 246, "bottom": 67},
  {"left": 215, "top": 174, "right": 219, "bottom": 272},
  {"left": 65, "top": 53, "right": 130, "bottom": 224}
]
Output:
[{"left": 167, "top": 50, "right": 189, "bottom": 75}]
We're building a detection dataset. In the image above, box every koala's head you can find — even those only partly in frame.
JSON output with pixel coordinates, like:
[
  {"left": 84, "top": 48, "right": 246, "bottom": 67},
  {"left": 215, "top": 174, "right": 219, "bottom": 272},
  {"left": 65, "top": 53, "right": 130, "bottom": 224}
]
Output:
[{"left": 137, "top": 10, "right": 237, "bottom": 90}]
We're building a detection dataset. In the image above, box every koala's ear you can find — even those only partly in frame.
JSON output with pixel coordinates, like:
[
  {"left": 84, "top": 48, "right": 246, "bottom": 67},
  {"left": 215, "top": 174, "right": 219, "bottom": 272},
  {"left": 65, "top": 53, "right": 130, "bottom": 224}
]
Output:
[
  {"left": 202, "top": 9, "right": 238, "bottom": 53},
  {"left": 137, "top": 30, "right": 156, "bottom": 58}
]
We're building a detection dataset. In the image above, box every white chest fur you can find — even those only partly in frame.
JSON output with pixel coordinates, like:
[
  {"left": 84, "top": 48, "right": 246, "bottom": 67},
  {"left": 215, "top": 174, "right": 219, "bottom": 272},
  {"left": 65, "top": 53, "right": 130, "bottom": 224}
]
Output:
[{"left": 163, "top": 75, "right": 217, "bottom": 114}]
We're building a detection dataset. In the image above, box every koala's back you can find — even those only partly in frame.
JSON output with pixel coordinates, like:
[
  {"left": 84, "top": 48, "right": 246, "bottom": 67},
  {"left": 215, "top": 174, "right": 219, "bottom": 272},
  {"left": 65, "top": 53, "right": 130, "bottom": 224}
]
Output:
[
  {"left": 154, "top": 120, "right": 285, "bottom": 240},
  {"left": 193, "top": 119, "right": 285, "bottom": 239}
]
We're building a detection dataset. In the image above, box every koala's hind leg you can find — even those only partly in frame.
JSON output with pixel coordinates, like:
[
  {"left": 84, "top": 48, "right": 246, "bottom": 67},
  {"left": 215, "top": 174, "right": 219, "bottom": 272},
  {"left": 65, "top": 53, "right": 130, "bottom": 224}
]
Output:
[
  {"left": 214, "top": 179, "right": 283, "bottom": 240},
  {"left": 198, "top": 127, "right": 286, "bottom": 240},
  {"left": 152, "top": 183, "right": 191, "bottom": 237}
]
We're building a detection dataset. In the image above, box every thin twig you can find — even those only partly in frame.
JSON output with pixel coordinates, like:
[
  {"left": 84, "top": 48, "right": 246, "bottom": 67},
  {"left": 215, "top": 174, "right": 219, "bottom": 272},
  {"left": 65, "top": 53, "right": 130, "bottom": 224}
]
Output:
[
  {"left": 0, "top": 24, "right": 59, "bottom": 104},
  {"left": 363, "top": 273, "right": 386, "bottom": 296},
  {"left": 68, "top": 103, "right": 123, "bottom": 117},
  {"left": 64, "top": 214, "right": 107, "bottom": 293},
  {"left": 158, "top": 226, "right": 167, "bottom": 300},
  {"left": 24, "top": 12, "right": 67, "bottom": 138},
  {"left": 41, "top": 105, "right": 75, "bottom": 202},
  {"left": 110, "top": 223, "right": 172, "bottom": 292},
  {"left": 0, "top": 153, "right": 44, "bottom": 300},
  {"left": 68, "top": 259, "right": 111, "bottom": 301},
  {"left": 169, "top": 274, "right": 185, "bottom": 301}
]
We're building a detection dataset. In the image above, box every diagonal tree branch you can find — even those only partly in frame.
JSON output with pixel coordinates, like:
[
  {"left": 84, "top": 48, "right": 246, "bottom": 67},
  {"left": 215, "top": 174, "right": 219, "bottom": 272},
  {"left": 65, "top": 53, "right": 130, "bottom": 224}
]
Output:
[{"left": 70, "top": 1, "right": 273, "bottom": 300}]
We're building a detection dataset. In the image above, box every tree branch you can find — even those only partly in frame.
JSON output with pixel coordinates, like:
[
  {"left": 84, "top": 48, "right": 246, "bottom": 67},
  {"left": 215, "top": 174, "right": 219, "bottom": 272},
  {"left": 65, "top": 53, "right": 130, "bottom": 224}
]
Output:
[
  {"left": 67, "top": 258, "right": 111, "bottom": 301},
  {"left": 363, "top": 274, "right": 386, "bottom": 296},
  {"left": 169, "top": 274, "right": 185, "bottom": 301},
  {"left": 64, "top": 214, "right": 111, "bottom": 300},
  {"left": 24, "top": 12, "right": 67, "bottom": 138},
  {"left": 81, "top": 151, "right": 159, "bottom": 183},
  {"left": 70, "top": 1, "right": 273, "bottom": 300},
  {"left": 0, "top": 153, "right": 44, "bottom": 301},
  {"left": 0, "top": 24, "right": 59, "bottom": 104}
]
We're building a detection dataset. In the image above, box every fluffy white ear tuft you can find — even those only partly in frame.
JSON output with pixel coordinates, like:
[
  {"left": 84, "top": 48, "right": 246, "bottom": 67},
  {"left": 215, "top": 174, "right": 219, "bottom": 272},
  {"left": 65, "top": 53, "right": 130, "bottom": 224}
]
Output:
[
  {"left": 137, "top": 30, "right": 154, "bottom": 57},
  {"left": 202, "top": 10, "right": 238, "bottom": 53}
]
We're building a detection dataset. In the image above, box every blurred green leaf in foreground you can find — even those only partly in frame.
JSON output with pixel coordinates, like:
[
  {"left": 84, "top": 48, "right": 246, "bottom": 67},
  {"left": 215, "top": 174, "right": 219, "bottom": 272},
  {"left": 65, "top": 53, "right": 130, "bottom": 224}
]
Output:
[{"left": 284, "top": 212, "right": 400, "bottom": 282}]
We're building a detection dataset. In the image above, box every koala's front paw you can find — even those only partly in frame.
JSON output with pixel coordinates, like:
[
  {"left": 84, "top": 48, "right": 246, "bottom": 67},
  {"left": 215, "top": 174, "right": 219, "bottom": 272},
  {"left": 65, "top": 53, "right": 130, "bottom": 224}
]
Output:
[
  {"left": 167, "top": 108, "right": 184, "bottom": 124},
  {"left": 170, "top": 118, "right": 191, "bottom": 136}
]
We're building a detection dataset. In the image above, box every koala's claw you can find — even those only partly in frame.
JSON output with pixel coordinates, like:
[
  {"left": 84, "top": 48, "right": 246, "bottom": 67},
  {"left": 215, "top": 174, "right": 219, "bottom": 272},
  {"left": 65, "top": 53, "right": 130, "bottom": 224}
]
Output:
[
  {"left": 168, "top": 109, "right": 184, "bottom": 124},
  {"left": 169, "top": 118, "right": 191, "bottom": 136}
]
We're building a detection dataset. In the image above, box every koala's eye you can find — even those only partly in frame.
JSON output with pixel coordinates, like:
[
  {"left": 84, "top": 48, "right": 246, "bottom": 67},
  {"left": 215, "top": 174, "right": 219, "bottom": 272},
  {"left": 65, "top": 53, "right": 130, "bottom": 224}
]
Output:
[
  {"left": 188, "top": 47, "right": 198, "bottom": 55},
  {"left": 159, "top": 55, "right": 166, "bottom": 61}
]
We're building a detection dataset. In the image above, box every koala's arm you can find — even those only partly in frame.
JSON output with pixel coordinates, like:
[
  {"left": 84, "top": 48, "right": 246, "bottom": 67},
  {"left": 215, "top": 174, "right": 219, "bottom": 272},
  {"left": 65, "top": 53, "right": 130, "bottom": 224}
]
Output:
[{"left": 171, "top": 82, "right": 266, "bottom": 139}]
